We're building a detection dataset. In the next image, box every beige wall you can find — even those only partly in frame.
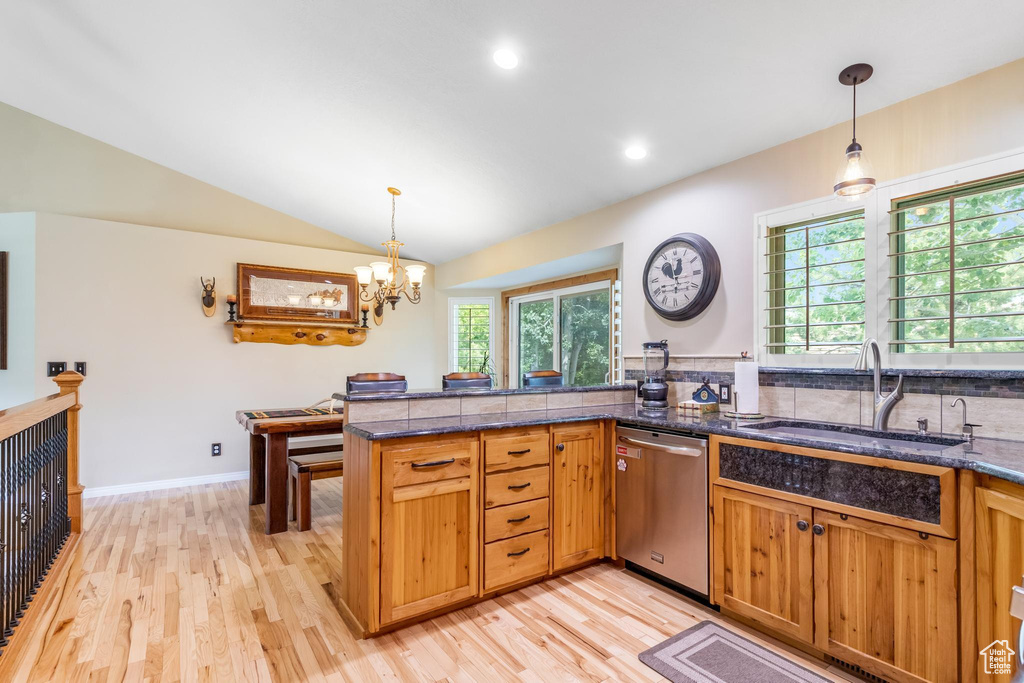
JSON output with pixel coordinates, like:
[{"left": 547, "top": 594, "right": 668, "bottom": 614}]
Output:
[
  {"left": 0, "top": 101, "right": 373, "bottom": 254},
  {"left": 436, "top": 58, "right": 1024, "bottom": 359},
  {"left": 25, "top": 213, "right": 436, "bottom": 489}
]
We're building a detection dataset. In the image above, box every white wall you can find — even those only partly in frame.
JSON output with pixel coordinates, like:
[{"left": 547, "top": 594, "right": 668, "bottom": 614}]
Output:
[
  {"left": 27, "top": 213, "right": 437, "bottom": 489},
  {"left": 0, "top": 212, "right": 36, "bottom": 408}
]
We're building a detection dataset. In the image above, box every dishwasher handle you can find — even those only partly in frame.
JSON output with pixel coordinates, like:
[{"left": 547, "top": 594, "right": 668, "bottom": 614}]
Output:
[{"left": 617, "top": 435, "right": 704, "bottom": 457}]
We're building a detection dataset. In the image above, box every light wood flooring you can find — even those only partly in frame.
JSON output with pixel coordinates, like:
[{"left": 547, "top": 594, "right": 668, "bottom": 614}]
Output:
[{"left": 5, "top": 478, "right": 857, "bottom": 682}]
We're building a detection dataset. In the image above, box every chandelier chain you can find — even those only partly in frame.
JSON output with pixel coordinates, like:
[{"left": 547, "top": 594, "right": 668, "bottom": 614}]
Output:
[{"left": 391, "top": 194, "right": 397, "bottom": 241}]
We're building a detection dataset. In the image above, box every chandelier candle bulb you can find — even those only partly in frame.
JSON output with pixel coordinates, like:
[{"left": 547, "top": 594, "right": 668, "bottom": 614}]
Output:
[
  {"left": 405, "top": 264, "right": 426, "bottom": 287},
  {"left": 354, "top": 266, "right": 373, "bottom": 286},
  {"left": 734, "top": 361, "right": 760, "bottom": 415},
  {"left": 370, "top": 261, "right": 392, "bottom": 284}
]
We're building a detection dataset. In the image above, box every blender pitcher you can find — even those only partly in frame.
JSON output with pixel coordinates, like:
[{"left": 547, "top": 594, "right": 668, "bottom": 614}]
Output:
[{"left": 641, "top": 340, "right": 670, "bottom": 409}]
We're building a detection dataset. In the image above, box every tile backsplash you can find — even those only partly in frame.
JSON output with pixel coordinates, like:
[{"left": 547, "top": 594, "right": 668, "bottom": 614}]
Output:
[{"left": 625, "top": 355, "right": 1024, "bottom": 441}]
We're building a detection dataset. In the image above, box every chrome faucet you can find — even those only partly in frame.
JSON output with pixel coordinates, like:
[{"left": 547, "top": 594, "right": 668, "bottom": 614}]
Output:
[
  {"left": 854, "top": 338, "right": 904, "bottom": 431},
  {"left": 950, "top": 398, "right": 981, "bottom": 444}
]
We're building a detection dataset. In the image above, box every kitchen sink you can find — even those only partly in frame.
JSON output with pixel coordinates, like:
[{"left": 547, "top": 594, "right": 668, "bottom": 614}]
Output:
[{"left": 738, "top": 420, "right": 966, "bottom": 453}]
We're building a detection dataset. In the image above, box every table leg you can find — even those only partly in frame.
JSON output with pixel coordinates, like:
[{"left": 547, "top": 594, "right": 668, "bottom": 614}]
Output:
[
  {"left": 265, "top": 433, "right": 289, "bottom": 534},
  {"left": 249, "top": 433, "right": 266, "bottom": 505}
]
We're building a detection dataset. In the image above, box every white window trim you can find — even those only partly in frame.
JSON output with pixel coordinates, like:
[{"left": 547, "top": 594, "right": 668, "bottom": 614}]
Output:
[
  {"left": 754, "top": 194, "right": 880, "bottom": 368},
  {"left": 754, "top": 145, "right": 1024, "bottom": 369},
  {"left": 508, "top": 280, "right": 611, "bottom": 388},
  {"left": 448, "top": 296, "right": 495, "bottom": 375}
]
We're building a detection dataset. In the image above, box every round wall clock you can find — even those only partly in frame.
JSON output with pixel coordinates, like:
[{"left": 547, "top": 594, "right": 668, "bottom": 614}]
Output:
[{"left": 642, "top": 232, "right": 721, "bottom": 321}]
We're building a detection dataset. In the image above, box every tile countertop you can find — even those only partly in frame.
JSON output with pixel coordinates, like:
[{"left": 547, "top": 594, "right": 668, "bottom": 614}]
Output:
[
  {"left": 343, "top": 403, "right": 1024, "bottom": 486},
  {"left": 334, "top": 383, "right": 635, "bottom": 402}
]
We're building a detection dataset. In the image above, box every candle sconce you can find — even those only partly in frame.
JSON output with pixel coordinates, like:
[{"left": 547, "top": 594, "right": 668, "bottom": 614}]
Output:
[{"left": 226, "top": 294, "right": 238, "bottom": 322}]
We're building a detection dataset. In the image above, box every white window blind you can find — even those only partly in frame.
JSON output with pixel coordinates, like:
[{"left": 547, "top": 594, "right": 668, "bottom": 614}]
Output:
[
  {"left": 763, "top": 210, "right": 866, "bottom": 354},
  {"left": 449, "top": 298, "right": 494, "bottom": 374},
  {"left": 889, "top": 172, "right": 1024, "bottom": 352}
]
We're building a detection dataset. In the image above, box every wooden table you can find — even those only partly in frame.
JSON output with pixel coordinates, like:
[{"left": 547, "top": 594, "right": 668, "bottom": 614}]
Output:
[{"left": 236, "top": 409, "right": 345, "bottom": 534}]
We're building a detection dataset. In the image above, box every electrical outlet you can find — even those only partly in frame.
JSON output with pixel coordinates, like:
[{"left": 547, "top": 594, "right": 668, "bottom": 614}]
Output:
[
  {"left": 211, "top": 443, "right": 222, "bottom": 457},
  {"left": 74, "top": 361, "right": 87, "bottom": 376},
  {"left": 46, "top": 361, "right": 67, "bottom": 377}
]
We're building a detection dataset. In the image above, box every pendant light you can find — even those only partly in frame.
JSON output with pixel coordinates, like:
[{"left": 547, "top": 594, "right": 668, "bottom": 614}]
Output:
[{"left": 833, "top": 63, "right": 876, "bottom": 201}]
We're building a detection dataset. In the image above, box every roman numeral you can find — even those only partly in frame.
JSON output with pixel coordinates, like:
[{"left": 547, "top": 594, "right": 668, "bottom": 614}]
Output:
[
  {"left": 690, "top": 256, "right": 698, "bottom": 263},
  {"left": 653, "top": 287, "right": 662, "bottom": 296},
  {"left": 693, "top": 269, "right": 702, "bottom": 275},
  {"left": 673, "top": 298, "right": 677, "bottom": 307},
  {"left": 661, "top": 296, "right": 667, "bottom": 305}
]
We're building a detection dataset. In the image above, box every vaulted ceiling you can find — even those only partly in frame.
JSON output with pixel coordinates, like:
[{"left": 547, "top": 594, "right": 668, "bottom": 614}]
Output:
[{"left": 2, "top": 1, "right": 1023, "bottom": 262}]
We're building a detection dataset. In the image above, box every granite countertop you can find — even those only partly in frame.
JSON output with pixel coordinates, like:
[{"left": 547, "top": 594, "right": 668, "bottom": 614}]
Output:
[
  {"left": 334, "top": 383, "right": 635, "bottom": 402},
  {"left": 343, "top": 402, "right": 1024, "bottom": 486}
]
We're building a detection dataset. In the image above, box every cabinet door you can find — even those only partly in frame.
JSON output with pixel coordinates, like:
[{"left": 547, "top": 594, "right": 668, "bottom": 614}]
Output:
[
  {"left": 813, "top": 510, "right": 957, "bottom": 683},
  {"left": 976, "top": 485, "right": 1024, "bottom": 683},
  {"left": 712, "top": 486, "right": 814, "bottom": 643},
  {"left": 380, "top": 441, "right": 479, "bottom": 625},
  {"left": 552, "top": 423, "right": 603, "bottom": 571}
]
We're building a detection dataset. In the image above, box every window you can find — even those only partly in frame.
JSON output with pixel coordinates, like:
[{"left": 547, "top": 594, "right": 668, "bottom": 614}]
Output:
[
  {"left": 507, "top": 278, "right": 613, "bottom": 387},
  {"left": 449, "top": 298, "right": 494, "bottom": 374},
  {"left": 764, "top": 210, "right": 866, "bottom": 354},
  {"left": 890, "top": 172, "right": 1024, "bottom": 353}
]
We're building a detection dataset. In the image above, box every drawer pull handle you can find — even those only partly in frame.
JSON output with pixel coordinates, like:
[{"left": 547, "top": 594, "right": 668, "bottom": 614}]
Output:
[
  {"left": 507, "top": 547, "right": 531, "bottom": 557},
  {"left": 507, "top": 482, "right": 532, "bottom": 491},
  {"left": 508, "top": 448, "right": 532, "bottom": 455},
  {"left": 411, "top": 458, "right": 456, "bottom": 468},
  {"left": 507, "top": 514, "right": 531, "bottom": 523}
]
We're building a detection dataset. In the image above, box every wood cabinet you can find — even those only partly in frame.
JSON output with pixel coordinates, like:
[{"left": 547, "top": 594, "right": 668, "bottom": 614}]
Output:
[
  {"left": 813, "top": 510, "right": 957, "bottom": 683},
  {"left": 552, "top": 423, "right": 603, "bottom": 571},
  {"left": 341, "top": 421, "right": 609, "bottom": 637},
  {"left": 973, "top": 480, "right": 1024, "bottom": 683},
  {"left": 712, "top": 487, "right": 814, "bottom": 643},
  {"left": 380, "top": 438, "right": 479, "bottom": 625}
]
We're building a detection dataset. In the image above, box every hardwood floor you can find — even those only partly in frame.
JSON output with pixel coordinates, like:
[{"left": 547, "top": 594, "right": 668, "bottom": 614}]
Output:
[{"left": 5, "top": 478, "right": 854, "bottom": 682}]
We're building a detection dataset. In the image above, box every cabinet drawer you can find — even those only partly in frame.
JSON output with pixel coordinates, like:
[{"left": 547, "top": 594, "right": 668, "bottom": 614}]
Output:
[
  {"left": 485, "top": 497, "right": 549, "bottom": 543},
  {"left": 484, "top": 432, "right": 550, "bottom": 473},
  {"left": 486, "top": 466, "right": 549, "bottom": 508},
  {"left": 387, "top": 440, "right": 476, "bottom": 488},
  {"left": 484, "top": 529, "right": 549, "bottom": 592}
]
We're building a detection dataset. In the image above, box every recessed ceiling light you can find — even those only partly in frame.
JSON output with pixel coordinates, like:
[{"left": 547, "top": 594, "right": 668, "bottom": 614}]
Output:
[
  {"left": 493, "top": 48, "right": 518, "bottom": 70},
  {"left": 624, "top": 145, "right": 648, "bottom": 160}
]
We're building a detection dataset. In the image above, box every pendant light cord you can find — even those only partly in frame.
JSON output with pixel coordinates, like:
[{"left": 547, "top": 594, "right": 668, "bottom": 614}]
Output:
[{"left": 852, "top": 80, "right": 857, "bottom": 143}]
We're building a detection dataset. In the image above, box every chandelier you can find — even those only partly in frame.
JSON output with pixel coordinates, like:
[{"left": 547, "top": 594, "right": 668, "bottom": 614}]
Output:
[{"left": 354, "top": 187, "right": 425, "bottom": 324}]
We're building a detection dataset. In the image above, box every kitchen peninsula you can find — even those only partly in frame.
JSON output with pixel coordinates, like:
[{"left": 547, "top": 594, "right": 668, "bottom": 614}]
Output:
[{"left": 337, "top": 383, "right": 1024, "bottom": 683}]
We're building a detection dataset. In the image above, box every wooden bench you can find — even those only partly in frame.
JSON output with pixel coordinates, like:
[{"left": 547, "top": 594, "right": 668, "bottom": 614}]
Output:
[{"left": 288, "top": 450, "right": 344, "bottom": 531}]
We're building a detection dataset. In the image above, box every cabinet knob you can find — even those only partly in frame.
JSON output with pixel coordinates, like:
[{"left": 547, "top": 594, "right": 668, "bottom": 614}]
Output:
[
  {"left": 812, "top": 524, "right": 825, "bottom": 536},
  {"left": 295, "top": 331, "right": 307, "bottom": 339},
  {"left": 315, "top": 333, "right": 326, "bottom": 341},
  {"left": 556, "top": 443, "right": 565, "bottom": 452},
  {"left": 796, "top": 520, "right": 808, "bottom": 532}
]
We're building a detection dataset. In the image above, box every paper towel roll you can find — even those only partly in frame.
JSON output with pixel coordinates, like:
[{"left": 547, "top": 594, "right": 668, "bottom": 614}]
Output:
[{"left": 734, "top": 361, "right": 759, "bottom": 414}]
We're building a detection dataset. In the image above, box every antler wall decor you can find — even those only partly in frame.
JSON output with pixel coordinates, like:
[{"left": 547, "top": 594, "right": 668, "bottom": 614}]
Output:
[{"left": 200, "top": 276, "right": 217, "bottom": 317}]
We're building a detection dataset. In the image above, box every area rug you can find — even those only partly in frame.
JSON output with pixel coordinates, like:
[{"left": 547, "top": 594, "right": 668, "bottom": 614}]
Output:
[{"left": 638, "top": 621, "right": 830, "bottom": 682}]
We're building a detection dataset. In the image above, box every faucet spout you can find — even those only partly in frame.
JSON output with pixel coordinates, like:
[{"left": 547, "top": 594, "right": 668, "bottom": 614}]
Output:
[{"left": 855, "top": 338, "right": 903, "bottom": 431}]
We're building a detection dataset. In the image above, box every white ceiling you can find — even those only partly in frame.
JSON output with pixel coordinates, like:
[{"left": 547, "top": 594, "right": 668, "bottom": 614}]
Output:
[{"left": 2, "top": 2, "right": 1023, "bottom": 264}]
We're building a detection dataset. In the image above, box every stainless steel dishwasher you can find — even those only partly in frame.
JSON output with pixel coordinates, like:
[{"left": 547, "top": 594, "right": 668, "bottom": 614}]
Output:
[{"left": 614, "top": 424, "right": 708, "bottom": 597}]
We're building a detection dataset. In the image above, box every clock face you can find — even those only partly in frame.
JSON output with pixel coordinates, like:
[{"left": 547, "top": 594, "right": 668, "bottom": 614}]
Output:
[
  {"left": 646, "top": 241, "right": 705, "bottom": 313},
  {"left": 642, "top": 233, "right": 721, "bottom": 321}
]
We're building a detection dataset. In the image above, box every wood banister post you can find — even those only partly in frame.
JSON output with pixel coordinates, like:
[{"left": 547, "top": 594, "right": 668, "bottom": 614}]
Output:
[{"left": 54, "top": 371, "right": 84, "bottom": 532}]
